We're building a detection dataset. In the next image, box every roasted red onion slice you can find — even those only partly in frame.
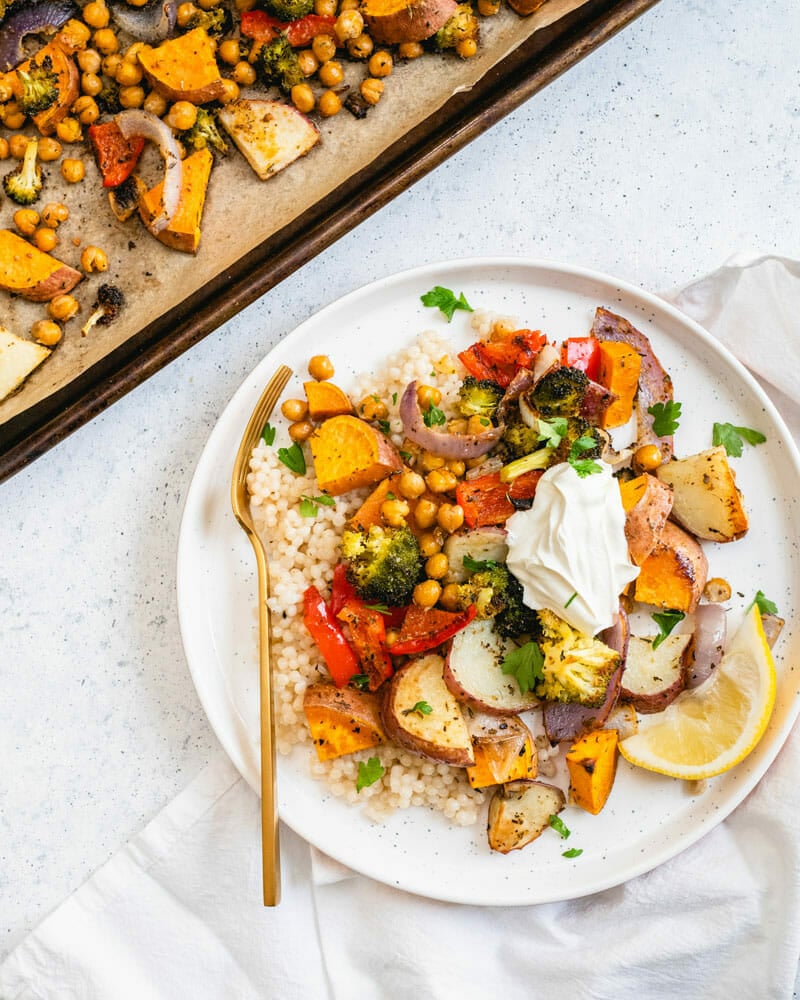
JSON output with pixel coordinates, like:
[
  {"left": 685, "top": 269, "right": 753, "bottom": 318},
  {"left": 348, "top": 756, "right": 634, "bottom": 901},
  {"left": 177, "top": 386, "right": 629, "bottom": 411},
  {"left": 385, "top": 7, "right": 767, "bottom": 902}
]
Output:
[
  {"left": 116, "top": 109, "right": 182, "bottom": 234},
  {"left": 685, "top": 603, "right": 726, "bottom": 688},
  {"left": 108, "top": 0, "right": 176, "bottom": 43},
  {"left": 399, "top": 381, "right": 503, "bottom": 459},
  {"left": 0, "top": 0, "right": 77, "bottom": 72}
]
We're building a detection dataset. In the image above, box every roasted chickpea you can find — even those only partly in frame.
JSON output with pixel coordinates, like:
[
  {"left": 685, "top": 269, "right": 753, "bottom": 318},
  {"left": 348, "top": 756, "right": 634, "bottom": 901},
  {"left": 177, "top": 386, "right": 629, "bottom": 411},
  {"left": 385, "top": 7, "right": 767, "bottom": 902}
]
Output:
[
  {"left": 80, "top": 70, "right": 103, "bottom": 96},
  {"left": 77, "top": 47, "right": 102, "bottom": 73},
  {"left": 8, "top": 133, "right": 29, "bottom": 159},
  {"left": 439, "top": 583, "right": 461, "bottom": 612},
  {"left": 413, "top": 579, "right": 441, "bottom": 609},
  {"left": 13, "top": 208, "right": 40, "bottom": 236},
  {"left": 397, "top": 41, "right": 423, "bottom": 59},
  {"left": 398, "top": 470, "right": 426, "bottom": 500},
  {"left": 82, "top": 0, "right": 110, "bottom": 28},
  {"left": 197, "top": 0, "right": 222, "bottom": 10},
  {"left": 288, "top": 420, "right": 314, "bottom": 442},
  {"left": 339, "top": 0, "right": 359, "bottom": 9},
  {"left": 125, "top": 0, "right": 150, "bottom": 6},
  {"left": 317, "top": 59, "right": 344, "bottom": 87},
  {"left": 101, "top": 53, "right": 123, "bottom": 77},
  {"left": 72, "top": 95, "right": 100, "bottom": 124},
  {"left": 116, "top": 60, "right": 143, "bottom": 86},
  {"left": 0, "top": 137, "right": 9, "bottom": 160},
  {"left": 357, "top": 395, "right": 388, "bottom": 421},
  {"left": 456, "top": 38, "right": 477, "bottom": 59},
  {"left": 56, "top": 117, "right": 82, "bottom": 143},
  {"left": 217, "top": 38, "right": 241, "bottom": 63},
  {"left": 124, "top": 41, "right": 150, "bottom": 62},
  {"left": 381, "top": 498, "right": 409, "bottom": 527},
  {"left": 703, "top": 577, "right": 732, "bottom": 603},
  {"left": 347, "top": 34, "right": 373, "bottom": 59},
  {"left": 3, "top": 106, "right": 26, "bottom": 130},
  {"left": 385, "top": 628, "right": 400, "bottom": 647},
  {"left": 81, "top": 245, "right": 108, "bottom": 272},
  {"left": 445, "top": 459, "right": 465, "bottom": 478},
  {"left": 233, "top": 60, "right": 257, "bottom": 86},
  {"left": 119, "top": 84, "right": 145, "bottom": 108},
  {"left": 92, "top": 27, "right": 119, "bottom": 54},
  {"left": 426, "top": 468, "right": 457, "bottom": 494},
  {"left": 634, "top": 443, "right": 663, "bottom": 471},
  {"left": 334, "top": 7, "right": 362, "bottom": 38},
  {"left": 218, "top": 78, "right": 240, "bottom": 103},
  {"left": 360, "top": 77, "right": 383, "bottom": 105},
  {"left": 314, "top": 0, "right": 336, "bottom": 14},
  {"left": 368, "top": 50, "right": 393, "bottom": 77},
  {"left": 0, "top": 79, "right": 13, "bottom": 102},
  {"left": 414, "top": 498, "right": 439, "bottom": 531},
  {"left": 289, "top": 82, "right": 315, "bottom": 112},
  {"left": 311, "top": 34, "right": 337, "bottom": 63},
  {"left": 416, "top": 384, "right": 441, "bottom": 409},
  {"left": 37, "top": 137, "right": 62, "bottom": 161},
  {"left": 436, "top": 503, "right": 464, "bottom": 534},
  {"left": 143, "top": 91, "right": 168, "bottom": 116},
  {"left": 308, "top": 354, "right": 334, "bottom": 380},
  {"left": 31, "top": 319, "right": 63, "bottom": 346},
  {"left": 41, "top": 202, "right": 70, "bottom": 228},
  {"left": 477, "top": 0, "right": 500, "bottom": 13},
  {"left": 318, "top": 89, "right": 342, "bottom": 118},
  {"left": 34, "top": 227, "right": 58, "bottom": 252},
  {"left": 466, "top": 413, "right": 493, "bottom": 436},
  {"left": 165, "top": 100, "right": 197, "bottom": 130},
  {"left": 465, "top": 454, "right": 487, "bottom": 471},
  {"left": 418, "top": 528, "right": 444, "bottom": 557},
  {"left": 48, "top": 293, "right": 80, "bottom": 322},
  {"left": 57, "top": 18, "right": 91, "bottom": 48},
  {"left": 297, "top": 49, "right": 319, "bottom": 76},
  {"left": 280, "top": 398, "right": 308, "bottom": 422},
  {"left": 425, "top": 552, "right": 449, "bottom": 580},
  {"left": 447, "top": 417, "right": 468, "bottom": 435},
  {"left": 419, "top": 450, "right": 445, "bottom": 472},
  {"left": 233, "top": 0, "right": 257, "bottom": 11}
]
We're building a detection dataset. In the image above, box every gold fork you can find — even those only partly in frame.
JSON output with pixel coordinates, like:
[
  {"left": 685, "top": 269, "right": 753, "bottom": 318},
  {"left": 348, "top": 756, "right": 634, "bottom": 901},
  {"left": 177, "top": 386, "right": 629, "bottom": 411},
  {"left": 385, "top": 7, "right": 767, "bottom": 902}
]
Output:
[{"left": 231, "top": 363, "right": 293, "bottom": 906}]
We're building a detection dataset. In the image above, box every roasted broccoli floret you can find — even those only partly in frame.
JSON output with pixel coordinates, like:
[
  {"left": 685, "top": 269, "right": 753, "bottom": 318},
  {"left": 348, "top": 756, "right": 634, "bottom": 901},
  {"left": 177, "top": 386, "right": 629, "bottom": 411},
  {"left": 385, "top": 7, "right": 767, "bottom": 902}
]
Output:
[
  {"left": 340, "top": 524, "right": 424, "bottom": 607},
  {"left": 96, "top": 79, "right": 121, "bottom": 115},
  {"left": 528, "top": 366, "right": 589, "bottom": 418},
  {"left": 434, "top": 3, "right": 479, "bottom": 49},
  {"left": 454, "top": 560, "right": 537, "bottom": 639},
  {"left": 179, "top": 106, "right": 229, "bottom": 155},
  {"left": 186, "top": 4, "right": 232, "bottom": 33},
  {"left": 18, "top": 55, "right": 59, "bottom": 115},
  {"left": 264, "top": 0, "right": 313, "bottom": 19},
  {"left": 457, "top": 376, "right": 503, "bottom": 421},
  {"left": 500, "top": 417, "right": 543, "bottom": 461},
  {"left": 81, "top": 284, "right": 125, "bottom": 336},
  {"left": 535, "top": 609, "right": 620, "bottom": 707},
  {"left": 552, "top": 417, "right": 603, "bottom": 465},
  {"left": 257, "top": 34, "right": 304, "bottom": 93},
  {"left": 3, "top": 138, "right": 42, "bottom": 205}
]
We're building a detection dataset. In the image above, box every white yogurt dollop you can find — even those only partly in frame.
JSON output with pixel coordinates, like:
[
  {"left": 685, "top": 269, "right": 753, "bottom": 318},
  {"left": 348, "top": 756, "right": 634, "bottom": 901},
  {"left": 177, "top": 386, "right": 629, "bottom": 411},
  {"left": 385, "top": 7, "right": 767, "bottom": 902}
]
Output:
[{"left": 505, "top": 461, "right": 639, "bottom": 636}]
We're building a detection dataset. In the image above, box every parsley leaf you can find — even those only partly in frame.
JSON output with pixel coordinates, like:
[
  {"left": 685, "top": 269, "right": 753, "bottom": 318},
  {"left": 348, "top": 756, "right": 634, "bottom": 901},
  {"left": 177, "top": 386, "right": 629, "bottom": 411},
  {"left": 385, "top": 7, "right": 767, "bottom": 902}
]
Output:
[
  {"left": 651, "top": 609, "right": 685, "bottom": 649},
  {"left": 402, "top": 701, "right": 433, "bottom": 717},
  {"left": 399, "top": 449, "right": 413, "bottom": 462},
  {"left": 392, "top": 392, "right": 398, "bottom": 406},
  {"left": 565, "top": 591, "right": 578, "bottom": 609},
  {"left": 377, "top": 419, "right": 391, "bottom": 435},
  {"left": 501, "top": 641, "right": 544, "bottom": 695},
  {"left": 463, "top": 554, "right": 498, "bottom": 573},
  {"left": 356, "top": 756, "right": 385, "bottom": 792},
  {"left": 261, "top": 421, "right": 276, "bottom": 445},
  {"left": 364, "top": 602, "right": 390, "bottom": 614},
  {"left": 568, "top": 436, "right": 602, "bottom": 478},
  {"left": 423, "top": 403, "right": 446, "bottom": 427},
  {"left": 420, "top": 285, "right": 474, "bottom": 322},
  {"left": 648, "top": 400, "right": 682, "bottom": 436},
  {"left": 299, "top": 494, "right": 335, "bottom": 517},
  {"left": 537, "top": 416, "right": 568, "bottom": 449},
  {"left": 712, "top": 422, "right": 767, "bottom": 457},
  {"left": 548, "top": 814, "right": 571, "bottom": 839},
  {"left": 562, "top": 847, "right": 583, "bottom": 859},
  {"left": 350, "top": 674, "right": 370, "bottom": 691},
  {"left": 277, "top": 442, "right": 306, "bottom": 475},
  {"left": 749, "top": 590, "right": 778, "bottom": 616}
]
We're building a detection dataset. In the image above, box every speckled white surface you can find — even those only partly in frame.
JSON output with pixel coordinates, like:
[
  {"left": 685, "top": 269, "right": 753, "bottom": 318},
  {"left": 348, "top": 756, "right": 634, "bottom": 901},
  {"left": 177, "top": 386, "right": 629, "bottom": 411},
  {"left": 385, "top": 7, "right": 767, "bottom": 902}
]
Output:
[{"left": 1, "top": 0, "right": 798, "bottom": 966}]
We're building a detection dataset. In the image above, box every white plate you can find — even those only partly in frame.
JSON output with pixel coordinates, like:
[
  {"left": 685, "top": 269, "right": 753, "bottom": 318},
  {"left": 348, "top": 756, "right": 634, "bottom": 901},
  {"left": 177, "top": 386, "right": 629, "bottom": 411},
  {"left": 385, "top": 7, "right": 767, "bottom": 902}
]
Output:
[{"left": 177, "top": 258, "right": 800, "bottom": 906}]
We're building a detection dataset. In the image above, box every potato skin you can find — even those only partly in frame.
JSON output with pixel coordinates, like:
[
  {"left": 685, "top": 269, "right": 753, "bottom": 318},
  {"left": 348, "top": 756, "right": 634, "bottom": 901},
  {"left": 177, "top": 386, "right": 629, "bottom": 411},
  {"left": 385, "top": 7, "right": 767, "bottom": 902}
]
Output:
[
  {"left": 633, "top": 521, "right": 708, "bottom": 613},
  {"left": 619, "top": 634, "right": 690, "bottom": 714},
  {"left": 656, "top": 446, "right": 749, "bottom": 542},
  {"left": 620, "top": 473, "right": 674, "bottom": 565},
  {"left": 362, "top": 0, "right": 458, "bottom": 44},
  {"left": 303, "top": 683, "right": 386, "bottom": 761},
  {"left": 487, "top": 780, "right": 566, "bottom": 854}
]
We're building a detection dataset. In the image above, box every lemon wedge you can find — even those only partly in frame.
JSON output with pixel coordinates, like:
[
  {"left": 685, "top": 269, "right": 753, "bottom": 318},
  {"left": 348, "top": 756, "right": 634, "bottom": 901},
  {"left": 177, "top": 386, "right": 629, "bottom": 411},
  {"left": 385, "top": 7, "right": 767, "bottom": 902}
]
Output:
[{"left": 619, "top": 605, "right": 777, "bottom": 780}]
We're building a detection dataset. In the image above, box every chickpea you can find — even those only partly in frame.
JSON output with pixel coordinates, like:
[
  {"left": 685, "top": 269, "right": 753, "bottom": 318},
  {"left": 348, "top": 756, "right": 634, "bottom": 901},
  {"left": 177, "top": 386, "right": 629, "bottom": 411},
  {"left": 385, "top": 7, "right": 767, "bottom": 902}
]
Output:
[
  {"left": 308, "top": 354, "right": 334, "bottom": 380},
  {"left": 311, "top": 34, "right": 337, "bottom": 63},
  {"left": 426, "top": 468, "right": 457, "bottom": 494},
  {"left": 119, "top": 85, "right": 145, "bottom": 108},
  {"left": 339, "top": 0, "right": 359, "bottom": 9},
  {"left": 125, "top": 0, "right": 150, "bottom": 6},
  {"left": 381, "top": 498, "right": 409, "bottom": 527},
  {"left": 416, "top": 384, "right": 441, "bottom": 409},
  {"left": 320, "top": 91, "right": 342, "bottom": 119},
  {"left": 477, "top": 0, "right": 500, "bottom": 12},
  {"left": 445, "top": 459, "right": 465, "bottom": 478},
  {"left": 297, "top": 49, "right": 319, "bottom": 76},
  {"left": 234, "top": 0, "right": 257, "bottom": 11},
  {"left": 218, "top": 78, "right": 240, "bottom": 103},
  {"left": 334, "top": 6, "right": 362, "bottom": 37},
  {"left": 465, "top": 454, "right": 487, "bottom": 471},
  {"left": 81, "top": 245, "right": 108, "bottom": 272},
  {"left": 419, "top": 450, "right": 445, "bottom": 472},
  {"left": 37, "top": 137, "right": 62, "bottom": 161},
  {"left": 79, "top": 70, "right": 102, "bottom": 96},
  {"left": 93, "top": 27, "right": 119, "bottom": 54},
  {"left": 314, "top": 0, "right": 336, "bottom": 14},
  {"left": 425, "top": 552, "right": 449, "bottom": 580},
  {"left": 233, "top": 60, "right": 257, "bottom": 86},
  {"left": 436, "top": 503, "right": 464, "bottom": 534},
  {"left": 704, "top": 577, "right": 732, "bottom": 603},
  {"left": 634, "top": 443, "right": 663, "bottom": 471},
  {"left": 413, "top": 579, "right": 441, "bottom": 609},
  {"left": 124, "top": 41, "right": 150, "bottom": 62},
  {"left": 347, "top": 34, "right": 373, "bottom": 59},
  {"left": 217, "top": 37, "right": 240, "bottom": 64},
  {"left": 357, "top": 395, "right": 388, "bottom": 421},
  {"left": 116, "top": 60, "right": 143, "bottom": 86},
  {"left": 414, "top": 498, "right": 439, "bottom": 530},
  {"left": 397, "top": 41, "right": 423, "bottom": 59},
  {"left": 288, "top": 420, "right": 314, "bottom": 442},
  {"left": 290, "top": 82, "right": 316, "bottom": 113},
  {"left": 3, "top": 106, "right": 26, "bottom": 130},
  {"left": 165, "top": 100, "right": 197, "bottom": 130},
  {"left": 467, "top": 413, "right": 493, "bottom": 436},
  {"left": 57, "top": 18, "right": 92, "bottom": 48},
  {"left": 197, "top": 0, "right": 222, "bottom": 10},
  {"left": 76, "top": 47, "right": 102, "bottom": 73},
  {"left": 418, "top": 528, "right": 444, "bottom": 557},
  {"left": 13, "top": 208, "right": 40, "bottom": 236},
  {"left": 48, "top": 293, "right": 80, "bottom": 322},
  {"left": 456, "top": 38, "right": 478, "bottom": 59},
  {"left": 368, "top": 50, "right": 393, "bottom": 77},
  {"left": 72, "top": 95, "right": 100, "bottom": 124},
  {"left": 0, "top": 78, "right": 13, "bottom": 102},
  {"left": 439, "top": 583, "right": 461, "bottom": 612},
  {"left": 280, "top": 398, "right": 309, "bottom": 422},
  {"left": 34, "top": 227, "right": 58, "bottom": 253},
  {"left": 56, "top": 117, "right": 83, "bottom": 144},
  {"left": 385, "top": 628, "right": 400, "bottom": 648},
  {"left": 317, "top": 59, "right": 344, "bottom": 87},
  {"left": 360, "top": 77, "right": 384, "bottom": 106},
  {"left": 41, "top": 202, "right": 70, "bottom": 228},
  {"left": 83, "top": 0, "right": 109, "bottom": 27},
  {"left": 8, "top": 133, "right": 29, "bottom": 159},
  {"left": 143, "top": 91, "right": 168, "bottom": 116},
  {"left": 0, "top": 137, "right": 9, "bottom": 160},
  {"left": 398, "top": 470, "right": 426, "bottom": 500},
  {"left": 31, "top": 319, "right": 63, "bottom": 346},
  {"left": 101, "top": 53, "right": 123, "bottom": 76}
]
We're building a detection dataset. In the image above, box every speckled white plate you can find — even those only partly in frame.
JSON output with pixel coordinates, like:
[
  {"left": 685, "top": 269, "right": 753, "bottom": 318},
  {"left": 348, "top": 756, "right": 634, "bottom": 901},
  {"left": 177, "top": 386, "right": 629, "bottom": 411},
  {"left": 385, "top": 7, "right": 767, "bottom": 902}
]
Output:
[{"left": 177, "top": 258, "right": 800, "bottom": 905}]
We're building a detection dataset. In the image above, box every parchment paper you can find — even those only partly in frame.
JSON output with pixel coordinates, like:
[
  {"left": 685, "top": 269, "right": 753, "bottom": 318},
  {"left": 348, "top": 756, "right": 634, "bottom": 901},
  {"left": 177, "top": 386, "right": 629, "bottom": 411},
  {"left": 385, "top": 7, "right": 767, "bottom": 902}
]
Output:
[{"left": 0, "top": 0, "right": 590, "bottom": 426}]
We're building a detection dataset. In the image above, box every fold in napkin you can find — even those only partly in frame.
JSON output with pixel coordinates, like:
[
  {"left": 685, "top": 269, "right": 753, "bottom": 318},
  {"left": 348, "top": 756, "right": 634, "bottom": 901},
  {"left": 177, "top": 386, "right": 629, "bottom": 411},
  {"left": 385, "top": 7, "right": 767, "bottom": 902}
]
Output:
[{"left": 3, "top": 256, "right": 800, "bottom": 1000}]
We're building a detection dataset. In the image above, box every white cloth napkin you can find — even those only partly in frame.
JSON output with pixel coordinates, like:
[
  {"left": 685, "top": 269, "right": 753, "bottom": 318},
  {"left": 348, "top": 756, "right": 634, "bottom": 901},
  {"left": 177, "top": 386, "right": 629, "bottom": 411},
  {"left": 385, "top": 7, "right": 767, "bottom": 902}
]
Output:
[{"left": 4, "top": 256, "right": 800, "bottom": 1000}]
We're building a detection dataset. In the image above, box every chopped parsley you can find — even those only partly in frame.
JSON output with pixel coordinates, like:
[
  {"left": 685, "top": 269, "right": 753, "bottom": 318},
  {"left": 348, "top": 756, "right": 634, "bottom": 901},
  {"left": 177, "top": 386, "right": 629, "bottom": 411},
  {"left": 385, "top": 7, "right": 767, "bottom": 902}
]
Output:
[
  {"left": 423, "top": 403, "right": 446, "bottom": 427},
  {"left": 350, "top": 674, "right": 370, "bottom": 691},
  {"left": 364, "top": 602, "right": 390, "bottom": 614},
  {"left": 402, "top": 701, "right": 433, "bottom": 717},
  {"left": 377, "top": 419, "right": 391, "bottom": 435},
  {"left": 537, "top": 416, "right": 568, "bottom": 449},
  {"left": 648, "top": 400, "right": 682, "bottom": 436},
  {"left": 392, "top": 392, "right": 398, "bottom": 406},
  {"left": 548, "top": 814, "right": 571, "bottom": 839},
  {"left": 562, "top": 847, "right": 583, "bottom": 859},
  {"left": 501, "top": 641, "right": 544, "bottom": 696},
  {"left": 463, "top": 554, "right": 498, "bottom": 573},
  {"left": 420, "top": 285, "right": 474, "bottom": 322},
  {"left": 651, "top": 609, "right": 685, "bottom": 649},
  {"left": 568, "top": 436, "right": 602, "bottom": 478},
  {"left": 261, "top": 421, "right": 276, "bottom": 445},
  {"left": 356, "top": 756, "right": 385, "bottom": 792},
  {"left": 299, "top": 494, "right": 335, "bottom": 517},
  {"left": 277, "top": 442, "right": 306, "bottom": 475},
  {"left": 748, "top": 590, "right": 778, "bottom": 616},
  {"left": 712, "top": 422, "right": 767, "bottom": 457},
  {"left": 399, "top": 449, "right": 413, "bottom": 462},
  {"left": 564, "top": 591, "right": 578, "bottom": 609}
]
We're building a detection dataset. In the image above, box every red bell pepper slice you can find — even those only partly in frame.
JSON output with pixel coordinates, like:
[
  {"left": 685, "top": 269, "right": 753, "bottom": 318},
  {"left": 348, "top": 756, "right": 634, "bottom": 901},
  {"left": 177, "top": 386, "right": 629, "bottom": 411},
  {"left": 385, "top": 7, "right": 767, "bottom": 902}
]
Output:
[
  {"left": 330, "top": 563, "right": 357, "bottom": 617},
  {"left": 458, "top": 330, "right": 547, "bottom": 388},
  {"left": 507, "top": 469, "right": 543, "bottom": 503},
  {"left": 337, "top": 599, "right": 393, "bottom": 690},
  {"left": 562, "top": 336, "right": 600, "bottom": 381},
  {"left": 455, "top": 471, "right": 516, "bottom": 528},
  {"left": 458, "top": 343, "right": 511, "bottom": 386},
  {"left": 389, "top": 604, "right": 477, "bottom": 656},
  {"left": 87, "top": 122, "right": 144, "bottom": 189},
  {"left": 240, "top": 9, "right": 336, "bottom": 46},
  {"left": 303, "top": 586, "right": 359, "bottom": 688}
]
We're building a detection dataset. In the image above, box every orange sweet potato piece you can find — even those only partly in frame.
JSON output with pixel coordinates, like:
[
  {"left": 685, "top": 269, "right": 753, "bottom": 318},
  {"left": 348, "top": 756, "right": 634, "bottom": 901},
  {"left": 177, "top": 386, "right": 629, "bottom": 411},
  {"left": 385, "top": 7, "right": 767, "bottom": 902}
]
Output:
[
  {"left": 139, "top": 148, "right": 213, "bottom": 254},
  {"left": 0, "top": 229, "right": 82, "bottom": 302},
  {"left": 620, "top": 473, "right": 674, "bottom": 565},
  {"left": 362, "top": 0, "right": 458, "bottom": 43},
  {"left": 2, "top": 42, "right": 80, "bottom": 136},
  {"left": 304, "top": 380, "right": 354, "bottom": 421},
  {"left": 309, "top": 415, "right": 402, "bottom": 496},
  {"left": 566, "top": 728, "right": 619, "bottom": 815},
  {"left": 348, "top": 474, "right": 399, "bottom": 531},
  {"left": 466, "top": 715, "right": 537, "bottom": 790},
  {"left": 633, "top": 520, "right": 708, "bottom": 613},
  {"left": 138, "top": 28, "right": 224, "bottom": 104},
  {"left": 303, "top": 683, "right": 386, "bottom": 761},
  {"left": 597, "top": 340, "right": 642, "bottom": 428}
]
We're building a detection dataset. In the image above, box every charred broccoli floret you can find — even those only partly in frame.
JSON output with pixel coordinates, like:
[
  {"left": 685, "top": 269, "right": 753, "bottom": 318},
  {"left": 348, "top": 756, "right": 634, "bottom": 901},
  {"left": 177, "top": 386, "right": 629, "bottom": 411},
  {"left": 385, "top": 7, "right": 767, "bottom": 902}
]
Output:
[
  {"left": 454, "top": 559, "right": 537, "bottom": 639},
  {"left": 552, "top": 417, "right": 603, "bottom": 464},
  {"left": 528, "top": 366, "right": 589, "bottom": 418},
  {"left": 340, "top": 524, "right": 424, "bottom": 607},
  {"left": 257, "top": 34, "right": 304, "bottom": 93},
  {"left": 457, "top": 376, "right": 503, "bottom": 421},
  {"left": 434, "top": 3, "right": 479, "bottom": 49},
  {"left": 18, "top": 55, "right": 59, "bottom": 115},
  {"left": 81, "top": 284, "right": 125, "bottom": 336},
  {"left": 96, "top": 79, "right": 121, "bottom": 115},
  {"left": 179, "top": 106, "right": 229, "bottom": 155},
  {"left": 535, "top": 609, "right": 619, "bottom": 708},
  {"left": 3, "top": 138, "right": 42, "bottom": 205},
  {"left": 500, "top": 417, "right": 543, "bottom": 461},
  {"left": 264, "top": 0, "right": 313, "bottom": 19},
  {"left": 186, "top": 4, "right": 232, "bottom": 33}
]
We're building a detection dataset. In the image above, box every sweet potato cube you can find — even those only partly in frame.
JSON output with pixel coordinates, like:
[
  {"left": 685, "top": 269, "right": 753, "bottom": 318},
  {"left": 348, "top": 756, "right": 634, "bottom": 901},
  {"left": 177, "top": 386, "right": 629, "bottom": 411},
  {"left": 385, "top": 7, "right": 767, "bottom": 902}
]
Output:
[
  {"left": 0, "top": 229, "right": 82, "bottom": 302},
  {"left": 303, "top": 683, "right": 386, "bottom": 761},
  {"left": 633, "top": 520, "right": 708, "bottom": 613},
  {"left": 138, "top": 28, "right": 224, "bottom": 104},
  {"left": 597, "top": 340, "right": 642, "bottom": 428},
  {"left": 467, "top": 720, "right": 537, "bottom": 790},
  {"left": 139, "top": 148, "right": 213, "bottom": 254},
  {"left": 566, "top": 729, "right": 619, "bottom": 815},
  {"left": 309, "top": 415, "right": 402, "bottom": 496},
  {"left": 304, "top": 380, "right": 354, "bottom": 421}
]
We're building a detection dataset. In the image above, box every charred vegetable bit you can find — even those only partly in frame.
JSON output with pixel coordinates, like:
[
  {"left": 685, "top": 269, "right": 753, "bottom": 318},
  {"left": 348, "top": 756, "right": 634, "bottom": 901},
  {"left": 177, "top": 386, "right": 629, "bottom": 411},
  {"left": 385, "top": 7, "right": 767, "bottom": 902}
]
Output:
[
  {"left": 257, "top": 34, "right": 304, "bottom": 93},
  {"left": 536, "top": 609, "right": 620, "bottom": 708},
  {"left": 186, "top": 4, "right": 232, "bottom": 33},
  {"left": 434, "top": 3, "right": 479, "bottom": 49},
  {"left": 96, "top": 79, "right": 121, "bottom": 115},
  {"left": 454, "top": 559, "right": 537, "bottom": 639},
  {"left": 3, "top": 138, "right": 42, "bottom": 205},
  {"left": 18, "top": 55, "right": 59, "bottom": 115},
  {"left": 179, "top": 106, "right": 229, "bottom": 156},
  {"left": 529, "top": 366, "right": 589, "bottom": 418},
  {"left": 81, "top": 284, "right": 125, "bottom": 336},
  {"left": 340, "top": 524, "right": 423, "bottom": 607},
  {"left": 264, "top": 0, "right": 314, "bottom": 20},
  {"left": 457, "top": 375, "right": 503, "bottom": 420}
]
